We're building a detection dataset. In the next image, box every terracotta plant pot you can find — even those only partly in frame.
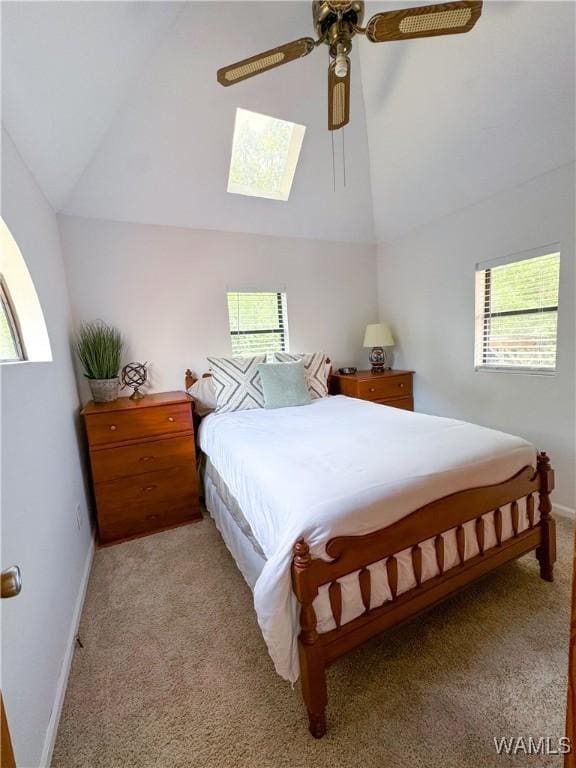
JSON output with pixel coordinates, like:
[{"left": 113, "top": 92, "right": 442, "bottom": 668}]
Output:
[{"left": 88, "top": 377, "right": 119, "bottom": 403}]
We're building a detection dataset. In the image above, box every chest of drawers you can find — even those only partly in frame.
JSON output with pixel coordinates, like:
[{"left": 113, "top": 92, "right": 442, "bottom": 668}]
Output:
[
  {"left": 82, "top": 392, "right": 201, "bottom": 545},
  {"left": 330, "top": 370, "right": 414, "bottom": 410}
]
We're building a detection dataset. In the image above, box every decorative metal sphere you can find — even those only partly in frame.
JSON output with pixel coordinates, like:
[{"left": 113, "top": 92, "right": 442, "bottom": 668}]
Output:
[{"left": 121, "top": 361, "right": 148, "bottom": 399}]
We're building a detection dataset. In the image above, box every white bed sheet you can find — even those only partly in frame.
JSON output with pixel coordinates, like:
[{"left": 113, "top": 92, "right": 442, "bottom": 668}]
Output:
[
  {"left": 204, "top": 470, "right": 265, "bottom": 590},
  {"left": 198, "top": 395, "right": 536, "bottom": 682}
]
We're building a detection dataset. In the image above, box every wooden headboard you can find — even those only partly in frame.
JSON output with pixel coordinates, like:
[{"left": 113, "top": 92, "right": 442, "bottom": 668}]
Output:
[{"left": 184, "top": 369, "right": 210, "bottom": 390}]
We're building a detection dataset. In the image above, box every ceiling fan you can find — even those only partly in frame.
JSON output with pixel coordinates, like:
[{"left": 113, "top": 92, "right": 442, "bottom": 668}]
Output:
[{"left": 217, "top": 0, "right": 483, "bottom": 131}]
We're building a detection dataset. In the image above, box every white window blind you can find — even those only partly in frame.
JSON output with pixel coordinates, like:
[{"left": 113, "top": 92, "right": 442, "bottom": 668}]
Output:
[
  {"left": 227, "top": 291, "right": 289, "bottom": 356},
  {"left": 474, "top": 248, "right": 560, "bottom": 373}
]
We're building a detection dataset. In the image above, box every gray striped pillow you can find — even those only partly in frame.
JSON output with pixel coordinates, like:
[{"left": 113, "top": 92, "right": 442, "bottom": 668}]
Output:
[
  {"left": 207, "top": 355, "right": 266, "bottom": 413},
  {"left": 274, "top": 352, "right": 329, "bottom": 399}
]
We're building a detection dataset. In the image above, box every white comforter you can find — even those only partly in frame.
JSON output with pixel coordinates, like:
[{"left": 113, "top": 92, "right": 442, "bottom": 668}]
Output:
[{"left": 198, "top": 395, "right": 535, "bottom": 682}]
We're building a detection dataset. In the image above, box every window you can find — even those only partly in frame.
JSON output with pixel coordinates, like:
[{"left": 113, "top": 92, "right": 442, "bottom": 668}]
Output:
[
  {"left": 0, "top": 278, "right": 25, "bottom": 361},
  {"left": 474, "top": 247, "right": 560, "bottom": 373},
  {"left": 227, "top": 108, "right": 305, "bottom": 201},
  {"left": 227, "top": 292, "right": 289, "bottom": 356},
  {"left": 0, "top": 218, "right": 51, "bottom": 363}
]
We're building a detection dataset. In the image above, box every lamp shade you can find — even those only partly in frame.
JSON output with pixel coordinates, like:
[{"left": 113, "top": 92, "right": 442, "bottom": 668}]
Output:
[{"left": 363, "top": 322, "right": 395, "bottom": 348}]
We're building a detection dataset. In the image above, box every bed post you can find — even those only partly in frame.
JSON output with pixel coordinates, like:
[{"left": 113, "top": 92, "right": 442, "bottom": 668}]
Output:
[
  {"left": 292, "top": 538, "right": 327, "bottom": 738},
  {"left": 184, "top": 369, "right": 196, "bottom": 391},
  {"left": 536, "top": 451, "right": 556, "bottom": 582}
]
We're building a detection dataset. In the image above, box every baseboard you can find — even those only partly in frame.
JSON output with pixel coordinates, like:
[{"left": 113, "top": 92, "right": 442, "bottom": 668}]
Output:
[
  {"left": 39, "top": 538, "right": 95, "bottom": 767},
  {"left": 553, "top": 503, "right": 575, "bottom": 520}
]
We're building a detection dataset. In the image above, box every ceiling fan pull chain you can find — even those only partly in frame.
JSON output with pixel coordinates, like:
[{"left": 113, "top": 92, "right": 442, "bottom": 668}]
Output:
[
  {"left": 342, "top": 125, "right": 347, "bottom": 187},
  {"left": 329, "top": 49, "right": 336, "bottom": 193},
  {"left": 331, "top": 127, "right": 336, "bottom": 192}
]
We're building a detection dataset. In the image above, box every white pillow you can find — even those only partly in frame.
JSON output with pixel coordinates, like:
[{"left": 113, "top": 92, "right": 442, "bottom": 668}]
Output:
[
  {"left": 207, "top": 355, "right": 266, "bottom": 413},
  {"left": 187, "top": 376, "right": 217, "bottom": 417},
  {"left": 274, "top": 352, "right": 330, "bottom": 399}
]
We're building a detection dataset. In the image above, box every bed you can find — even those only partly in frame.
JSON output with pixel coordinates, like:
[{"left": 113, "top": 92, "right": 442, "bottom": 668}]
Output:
[{"left": 185, "top": 369, "right": 556, "bottom": 738}]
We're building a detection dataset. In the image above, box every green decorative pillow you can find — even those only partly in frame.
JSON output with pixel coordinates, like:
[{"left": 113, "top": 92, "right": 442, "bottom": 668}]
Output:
[{"left": 257, "top": 361, "right": 311, "bottom": 410}]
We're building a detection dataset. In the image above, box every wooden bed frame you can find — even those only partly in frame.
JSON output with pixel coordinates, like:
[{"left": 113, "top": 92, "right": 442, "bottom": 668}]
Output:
[{"left": 185, "top": 369, "right": 556, "bottom": 738}]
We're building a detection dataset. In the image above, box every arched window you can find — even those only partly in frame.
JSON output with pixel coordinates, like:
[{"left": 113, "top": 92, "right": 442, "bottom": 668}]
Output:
[
  {"left": 0, "top": 218, "right": 51, "bottom": 363},
  {"left": 0, "top": 277, "right": 24, "bottom": 361}
]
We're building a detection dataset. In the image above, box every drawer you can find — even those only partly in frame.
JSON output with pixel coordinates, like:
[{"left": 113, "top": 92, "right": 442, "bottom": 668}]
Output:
[
  {"left": 94, "top": 465, "right": 198, "bottom": 518},
  {"left": 91, "top": 435, "right": 196, "bottom": 483},
  {"left": 376, "top": 396, "right": 414, "bottom": 411},
  {"left": 85, "top": 403, "right": 192, "bottom": 446},
  {"left": 358, "top": 374, "right": 412, "bottom": 401},
  {"left": 98, "top": 496, "right": 201, "bottom": 544}
]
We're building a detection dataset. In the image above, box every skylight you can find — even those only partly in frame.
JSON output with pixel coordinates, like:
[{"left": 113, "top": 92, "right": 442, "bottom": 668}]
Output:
[{"left": 227, "top": 108, "right": 305, "bottom": 201}]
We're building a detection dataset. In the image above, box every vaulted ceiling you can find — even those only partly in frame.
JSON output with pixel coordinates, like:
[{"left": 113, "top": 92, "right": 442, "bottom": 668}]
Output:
[
  {"left": 2, "top": 1, "right": 574, "bottom": 243},
  {"left": 361, "top": 0, "right": 575, "bottom": 240}
]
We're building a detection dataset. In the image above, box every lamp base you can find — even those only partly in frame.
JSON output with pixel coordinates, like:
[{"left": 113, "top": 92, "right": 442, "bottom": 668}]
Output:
[{"left": 368, "top": 347, "right": 392, "bottom": 374}]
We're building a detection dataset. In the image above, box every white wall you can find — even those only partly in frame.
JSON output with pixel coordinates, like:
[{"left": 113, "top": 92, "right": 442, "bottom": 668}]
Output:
[
  {"left": 59, "top": 215, "right": 379, "bottom": 397},
  {"left": 359, "top": 1, "right": 575, "bottom": 242},
  {"left": 377, "top": 163, "right": 575, "bottom": 510},
  {"left": 1, "top": 131, "right": 93, "bottom": 767}
]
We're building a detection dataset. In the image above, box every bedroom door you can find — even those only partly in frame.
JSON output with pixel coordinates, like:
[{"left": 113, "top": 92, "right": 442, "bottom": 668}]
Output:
[
  {"left": 567, "top": 533, "right": 576, "bottom": 768},
  {"left": 1, "top": 565, "right": 22, "bottom": 768},
  {"left": 1, "top": 694, "right": 16, "bottom": 768}
]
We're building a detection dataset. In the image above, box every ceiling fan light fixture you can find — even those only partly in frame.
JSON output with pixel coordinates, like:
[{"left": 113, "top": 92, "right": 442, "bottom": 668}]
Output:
[{"left": 334, "top": 52, "right": 349, "bottom": 77}]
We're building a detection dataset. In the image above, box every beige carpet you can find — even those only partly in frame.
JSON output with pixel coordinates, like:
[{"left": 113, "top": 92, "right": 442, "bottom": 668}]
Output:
[{"left": 53, "top": 514, "right": 573, "bottom": 768}]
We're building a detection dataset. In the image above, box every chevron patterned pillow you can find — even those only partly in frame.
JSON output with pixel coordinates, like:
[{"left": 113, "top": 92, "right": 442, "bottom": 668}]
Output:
[
  {"left": 274, "top": 352, "right": 329, "bottom": 399},
  {"left": 207, "top": 355, "right": 266, "bottom": 412}
]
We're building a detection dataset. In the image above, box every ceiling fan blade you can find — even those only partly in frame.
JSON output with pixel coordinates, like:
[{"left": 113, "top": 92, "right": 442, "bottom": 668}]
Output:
[
  {"left": 328, "top": 60, "right": 350, "bottom": 131},
  {"left": 217, "top": 38, "right": 316, "bottom": 86},
  {"left": 366, "top": 1, "right": 482, "bottom": 43}
]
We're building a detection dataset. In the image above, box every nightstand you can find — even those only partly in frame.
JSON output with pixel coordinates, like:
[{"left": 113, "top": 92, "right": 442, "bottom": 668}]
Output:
[
  {"left": 330, "top": 370, "right": 414, "bottom": 411},
  {"left": 82, "top": 391, "right": 201, "bottom": 545}
]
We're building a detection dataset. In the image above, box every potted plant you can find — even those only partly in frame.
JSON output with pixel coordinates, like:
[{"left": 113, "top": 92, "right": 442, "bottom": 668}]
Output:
[{"left": 75, "top": 320, "right": 123, "bottom": 403}]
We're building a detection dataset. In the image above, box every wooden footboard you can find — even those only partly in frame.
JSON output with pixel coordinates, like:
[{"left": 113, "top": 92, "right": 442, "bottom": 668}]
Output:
[{"left": 291, "top": 452, "right": 556, "bottom": 738}]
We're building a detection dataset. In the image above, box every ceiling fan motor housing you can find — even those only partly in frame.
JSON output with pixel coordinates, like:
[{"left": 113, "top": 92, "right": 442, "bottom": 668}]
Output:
[{"left": 313, "top": 0, "right": 364, "bottom": 54}]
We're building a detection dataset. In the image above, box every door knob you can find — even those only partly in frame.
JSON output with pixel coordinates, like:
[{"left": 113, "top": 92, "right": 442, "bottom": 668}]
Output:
[{"left": 1, "top": 566, "right": 22, "bottom": 599}]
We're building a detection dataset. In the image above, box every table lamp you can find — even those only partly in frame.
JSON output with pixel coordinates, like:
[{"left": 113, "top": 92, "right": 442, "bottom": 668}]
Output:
[{"left": 363, "top": 322, "right": 395, "bottom": 373}]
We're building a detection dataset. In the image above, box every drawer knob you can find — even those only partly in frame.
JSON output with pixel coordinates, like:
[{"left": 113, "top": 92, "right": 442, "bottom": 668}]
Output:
[
  {"left": 142, "top": 485, "right": 157, "bottom": 493},
  {"left": 399, "top": 383, "right": 405, "bottom": 388},
  {"left": 167, "top": 416, "right": 175, "bottom": 423},
  {"left": 369, "top": 387, "right": 376, "bottom": 393},
  {"left": 139, "top": 456, "right": 154, "bottom": 462},
  {"left": 109, "top": 425, "right": 117, "bottom": 431}
]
